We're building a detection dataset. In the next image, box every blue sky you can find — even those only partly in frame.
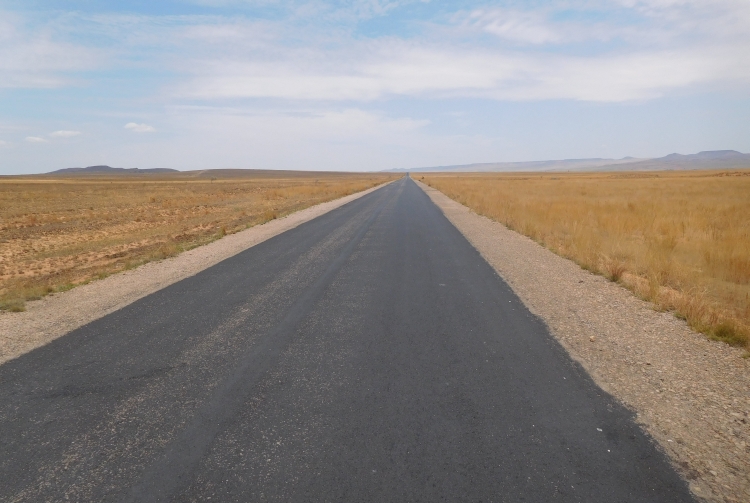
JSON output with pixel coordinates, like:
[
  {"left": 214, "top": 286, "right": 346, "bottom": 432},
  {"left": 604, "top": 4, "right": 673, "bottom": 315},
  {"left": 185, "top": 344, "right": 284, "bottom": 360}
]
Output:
[{"left": 1, "top": 0, "right": 749, "bottom": 173}]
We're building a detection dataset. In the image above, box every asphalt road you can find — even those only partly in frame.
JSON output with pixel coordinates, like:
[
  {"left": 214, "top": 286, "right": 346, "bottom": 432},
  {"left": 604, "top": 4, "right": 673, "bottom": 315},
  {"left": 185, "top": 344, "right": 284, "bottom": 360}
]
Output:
[{"left": 0, "top": 177, "right": 694, "bottom": 502}]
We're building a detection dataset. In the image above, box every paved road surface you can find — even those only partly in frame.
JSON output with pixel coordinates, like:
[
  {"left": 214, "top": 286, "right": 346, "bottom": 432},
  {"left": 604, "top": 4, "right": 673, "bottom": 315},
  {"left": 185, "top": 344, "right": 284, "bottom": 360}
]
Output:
[{"left": 0, "top": 178, "right": 693, "bottom": 502}]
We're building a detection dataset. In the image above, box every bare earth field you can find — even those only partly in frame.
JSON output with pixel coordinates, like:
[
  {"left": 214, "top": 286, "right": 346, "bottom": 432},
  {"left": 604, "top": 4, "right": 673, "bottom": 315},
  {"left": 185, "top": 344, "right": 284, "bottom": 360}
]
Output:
[
  {"left": 0, "top": 171, "right": 395, "bottom": 312},
  {"left": 421, "top": 171, "right": 750, "bottom": 350},
  {"left": 418, "top": 181, "right": 749, "bottom": 503}
]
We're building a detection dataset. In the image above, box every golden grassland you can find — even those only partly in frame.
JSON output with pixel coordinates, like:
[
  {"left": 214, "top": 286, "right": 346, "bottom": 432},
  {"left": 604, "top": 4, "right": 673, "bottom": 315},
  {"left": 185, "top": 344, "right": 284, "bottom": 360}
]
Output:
[
  {"left": 421, "top": 170, "right": 750, "bottom": 349},
  {"left": 0, "top": 170, "right": 396, "bottom": 312}
]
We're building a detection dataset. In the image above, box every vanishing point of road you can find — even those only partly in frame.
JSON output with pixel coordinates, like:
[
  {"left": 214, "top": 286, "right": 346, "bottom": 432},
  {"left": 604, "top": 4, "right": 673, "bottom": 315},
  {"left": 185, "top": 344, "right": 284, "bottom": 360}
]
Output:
[{"left": 0, "top": 177, "right": 694, "bottom": 502}]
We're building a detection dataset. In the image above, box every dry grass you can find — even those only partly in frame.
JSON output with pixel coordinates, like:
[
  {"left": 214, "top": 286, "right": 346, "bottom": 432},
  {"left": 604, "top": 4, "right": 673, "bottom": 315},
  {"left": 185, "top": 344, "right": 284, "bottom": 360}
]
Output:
[
  {"left": 0, "top": 170, "right": 396, "bottom": 311},
  {"left": 421, "top": 170, "right": 750, "bottom": 348}
]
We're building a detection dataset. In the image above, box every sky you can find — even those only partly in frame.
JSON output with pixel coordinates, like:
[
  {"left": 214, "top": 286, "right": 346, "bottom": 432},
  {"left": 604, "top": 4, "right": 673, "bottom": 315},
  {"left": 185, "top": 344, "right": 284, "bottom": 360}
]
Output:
[{"left": 0, "top": 0, "right": 749, "bottom": 174}]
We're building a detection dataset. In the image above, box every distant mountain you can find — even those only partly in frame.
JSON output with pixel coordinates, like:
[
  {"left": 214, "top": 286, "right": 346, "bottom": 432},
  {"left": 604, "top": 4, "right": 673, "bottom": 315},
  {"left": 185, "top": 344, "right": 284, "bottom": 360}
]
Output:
[
  {"left": 387, "top": 157, "right": 646, "bottom": 173},
  {"left": 389, "top": 150, "right": 750, "bottom": 173},
  {"left": 593, "top": 150, "right": 750, "bottom": 171},
  {"left": 664, "top": 150, "right": 748, "bottom": 160},
  {"left": 49, "top": 165, "right": 178, "bottom": 175}
]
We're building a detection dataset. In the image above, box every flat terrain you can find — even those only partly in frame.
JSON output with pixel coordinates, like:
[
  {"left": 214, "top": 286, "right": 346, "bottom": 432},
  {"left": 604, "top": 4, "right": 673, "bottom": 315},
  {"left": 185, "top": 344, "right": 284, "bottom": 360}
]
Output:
[
  {"left": 0, "top": 170, "right": 394, "bottom": 311},
  {"left": 421, "top": 170, "right": 750, "bottom": 348},
  {"left": 0, "top": 178, "right": 692, "bottom": 502}
]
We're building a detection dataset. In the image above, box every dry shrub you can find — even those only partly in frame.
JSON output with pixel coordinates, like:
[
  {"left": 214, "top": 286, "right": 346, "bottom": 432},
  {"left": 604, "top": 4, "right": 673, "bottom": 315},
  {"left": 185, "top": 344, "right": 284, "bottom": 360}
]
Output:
[
  {"left": 602, "top": 257, "right": 627, "bottom": 282},
  {"left": 0, "top": 171, "right": 396, "bottom": 309},
  {"left": 155, "top": 242, "right": 180, "bottom": 260},
  {"left": 423, "top": 170, "right": 750, "bottom": 348},
  {"left": 0, "top": 297, "right": 25, "bottom": 312},
  {"left": 261, "top": 209, "right": 278, "bottom": 222}
]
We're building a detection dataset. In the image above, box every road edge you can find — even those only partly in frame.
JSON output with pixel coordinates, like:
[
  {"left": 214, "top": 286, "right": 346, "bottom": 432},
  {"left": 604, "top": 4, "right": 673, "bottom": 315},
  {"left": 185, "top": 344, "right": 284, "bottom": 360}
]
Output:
[
  {"left": 416, "top": 179, "right": 750, "bottom": 503},
  {"left": 0, "top": 180, "right": 396, "bottom": 365}
]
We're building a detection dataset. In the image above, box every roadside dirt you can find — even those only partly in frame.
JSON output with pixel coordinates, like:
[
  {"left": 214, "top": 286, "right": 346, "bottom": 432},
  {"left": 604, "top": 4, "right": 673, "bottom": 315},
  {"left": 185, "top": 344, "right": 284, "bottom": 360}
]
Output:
[
  {"left": 0, "top": 182, "right": 388, "bottom": 366},
  {"left": 418, "top": 181, "right": 749, "bottom": 503}
]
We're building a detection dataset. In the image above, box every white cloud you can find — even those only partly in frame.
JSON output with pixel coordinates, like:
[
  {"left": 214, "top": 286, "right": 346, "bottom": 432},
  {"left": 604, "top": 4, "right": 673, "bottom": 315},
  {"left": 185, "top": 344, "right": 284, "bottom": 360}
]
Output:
[
  {"left": 0, "top": 140, "right": 9, "bottom": 147},
  {"left": 6, "top": 2, "right": 749, "bottom": 103},
  {"left": 177, "top": 39, "right": 749, "bottom": 103},
  {"left": 0, "top": 12, "right": 99, "bottom": 89},
  {"left": 178, "top": 43, "right": 524, "bottom": 101},
  {"left": 125, "top": 122, "right": 156, "bottom": 133},
  {"left": 25, "top": 136, "right": 48, "bottom": 143},
  {"left": 49, "top": 130, "right": 81, "bottom": 138},
  {"left": 465, "top": 9, "right": 562, "bottom": 45},
  {"left": 144, "top": 0, "right": 746, "bottom": 104},
  {"left": 488, "top": 50, "right": 729, "bottom": 102}
]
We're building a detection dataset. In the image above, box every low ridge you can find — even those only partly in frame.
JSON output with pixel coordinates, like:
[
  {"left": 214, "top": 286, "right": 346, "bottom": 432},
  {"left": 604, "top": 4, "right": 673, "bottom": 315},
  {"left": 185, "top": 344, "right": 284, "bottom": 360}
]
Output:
[{"left": 50, "top": 165, "right": 178, "bottom": 175}]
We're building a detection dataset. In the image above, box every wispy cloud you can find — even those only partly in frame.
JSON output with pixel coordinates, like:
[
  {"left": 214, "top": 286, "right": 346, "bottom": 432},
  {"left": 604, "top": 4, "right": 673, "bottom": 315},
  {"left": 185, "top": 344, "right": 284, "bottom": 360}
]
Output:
[
  {"left": 125, "top": 122, "right": 156, "bottom": 133},
  {"left": 0, "top": 12, "right": 99, "bottom": 89},
  {"left": 177, "top": 42, "right": 744, "bottom": 102},
  {"left": 162, "top": 1, "right": 750, "bottom": 102},
  {"left": 5, "top": 1, "right": 749, "bottom": 102},
  {"left": 25, "top": 136, "right": 48, "bottom": 143},
  {"left": 50, "top": 130, "right": 81, "bottom": 138},
  {"left": 464, "top": 9, "right": 563, "bottom": 45}
]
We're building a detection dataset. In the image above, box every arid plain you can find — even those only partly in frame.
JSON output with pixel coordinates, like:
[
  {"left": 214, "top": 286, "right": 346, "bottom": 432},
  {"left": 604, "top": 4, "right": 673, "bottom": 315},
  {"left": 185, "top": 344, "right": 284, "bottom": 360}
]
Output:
[
  {"left": 422, "top": 170, "right": 750, "bottom": 351},
  {"left": 0, "top": 170, "right": 396, "bottom": 312}
]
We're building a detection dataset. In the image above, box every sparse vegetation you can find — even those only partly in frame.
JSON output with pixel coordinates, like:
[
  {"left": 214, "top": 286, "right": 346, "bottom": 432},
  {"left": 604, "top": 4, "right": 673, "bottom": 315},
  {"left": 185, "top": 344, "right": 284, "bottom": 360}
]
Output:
[
  {"left": 422, "top": 170, "right": 750, "bottom": 348},
  {"left": 0, "top": 171, "right": 395, "bottom": 310}
]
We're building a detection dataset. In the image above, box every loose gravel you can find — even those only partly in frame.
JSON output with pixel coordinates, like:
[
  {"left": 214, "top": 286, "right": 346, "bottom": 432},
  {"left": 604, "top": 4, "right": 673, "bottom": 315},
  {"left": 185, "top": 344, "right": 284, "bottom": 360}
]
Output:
[
  {"left": 0, "top": 182, "right": 388, "bottom": 366},
  {"left": 418, "top": 181, "right": 749, "bottom": 503}
]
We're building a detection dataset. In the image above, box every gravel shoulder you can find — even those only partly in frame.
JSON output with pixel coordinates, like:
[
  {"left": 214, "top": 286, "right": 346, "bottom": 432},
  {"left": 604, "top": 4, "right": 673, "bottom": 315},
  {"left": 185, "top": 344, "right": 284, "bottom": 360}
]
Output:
[
  {"left": 417, "top": 181, "right": 750, "bottom": 503},
  {"left": 0, "top": 182, "right": 390, "bottom": 366}
]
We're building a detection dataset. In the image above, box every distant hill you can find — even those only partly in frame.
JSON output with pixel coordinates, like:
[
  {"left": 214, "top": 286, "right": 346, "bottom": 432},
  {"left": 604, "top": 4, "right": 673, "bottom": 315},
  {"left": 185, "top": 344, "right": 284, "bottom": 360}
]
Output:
[
  {"left": 389, "top": 150, "right": 750, "bottom": 173},
  {"left": 592, "top": 150, "right": 750, "bottom": 171},
  {"left": 388, "top": 157, "right": 646, "bottom": 173},
  {"left": 49, "top": 165, "right": 178, "bottom": 175}
]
